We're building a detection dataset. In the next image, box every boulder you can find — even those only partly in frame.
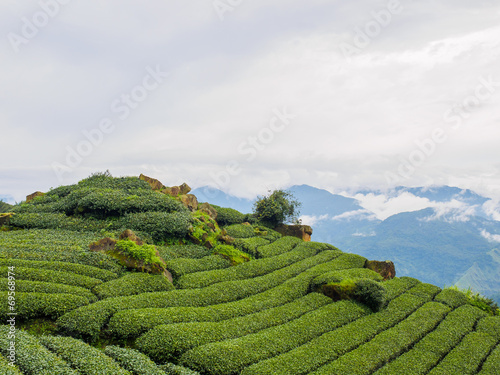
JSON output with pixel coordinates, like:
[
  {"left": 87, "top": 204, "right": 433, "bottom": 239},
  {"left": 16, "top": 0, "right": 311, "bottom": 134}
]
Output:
[
  {"left": 163, "top": 186, "right": 180, "bottom": 196},
  {"left": 26, "top": 191, "right": 44, "bottom": 203},
  {"left": 139, "top": 174, "right": 164, "bottom": 191},
  {"left": 179, "top": 183, "right": 191, "bottom": 195},
  {"left": 275, "top": 224, "right": 313, "bottom": 242},
  {"left": 364, "top": 260, "right": 396, "bottom": 280},
  {"left": 198, "top": 202, "right": 218, "bottom": 220},
  {"left": 179, "top": 194, "right": 198, "bottom": 211},
  {"left": 119, "top": 229, "right": 143, "bottom": 245}
]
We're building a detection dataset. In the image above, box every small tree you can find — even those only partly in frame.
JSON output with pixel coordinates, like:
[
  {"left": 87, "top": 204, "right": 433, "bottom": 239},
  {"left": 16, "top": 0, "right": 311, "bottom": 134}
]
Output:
[{"left": 253, "top": 189, "right": 301, "bottom": 228}]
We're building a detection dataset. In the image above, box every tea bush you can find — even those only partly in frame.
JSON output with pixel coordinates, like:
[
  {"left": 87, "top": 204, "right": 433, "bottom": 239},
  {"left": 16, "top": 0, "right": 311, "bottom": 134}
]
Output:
[
  {"left": 104, "top": 346, "right": 166, "bottom": 375},
  {"left": 135, "top": 293, "right": 332, "bottom": 361},
  {"left": 121, "top": 211, "right": 192, "bottom": 241},
  {"left": 255, "top": 236, "right": 302, "bottom": 258},
  {"left": 0, "top": 326, "right": 78, "bottom": 375},
  {"left": 433, "top": 287, "right": 468, "bottom": 308},
  {"left": 0, "top": 279, "right": 97, "bottom": 302},
  {"left": 167, "top": 255, "right": 231, "bottom": 279},
  {"left": 232, "top": 237, "right": 270, "bottom": 257},
  {"left": 157, "top": 244, "right": 212, "bottom": 260},
  {"left": 93, "top": 273, "right": 174, "bottom": 299},
  {"left": 39, "top": 335, "right": 130, "bottom": 374},
  {"left": 211, "top": 205, "right": 246, "bottom": 226},
  {"left": 224, "top": 224, "right": 256, "bottom": 238}
]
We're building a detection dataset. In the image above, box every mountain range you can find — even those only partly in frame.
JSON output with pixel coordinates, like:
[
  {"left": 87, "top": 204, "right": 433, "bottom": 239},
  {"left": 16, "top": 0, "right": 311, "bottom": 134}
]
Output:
[{"left": 192, "top": 185, "right": 500, "bottom": 303}]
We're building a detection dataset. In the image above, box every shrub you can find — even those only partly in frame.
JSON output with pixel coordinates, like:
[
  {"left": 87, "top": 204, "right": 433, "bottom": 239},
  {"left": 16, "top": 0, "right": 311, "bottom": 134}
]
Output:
[
  {"left": 224, "top": 224, "right": 256, "bottom": 238},
  {"left": 59, "top": 250, "right": 342, "bottom": 339},
  {"left": 427, "top": 332, "right": 497, "bottom": 375},
  {"left": 158, "top": 363, "right": 200, "bottom": 375},
  {"left": 407, "top": 282, "right": 442, "bottom": 300},
  {"left": 166, "top": 255, "right": 231, "bottom": 280},
  {"left": 232, "top": 237, "right": 270, "bottom": 257},
  {"left": 212, "top": 244, "right": 252, "bottom": 265},
  {"left": 434, "top": 287, "right": 468, "bottom": 308},
  {"left": 320, "top": 279, "right": 386, "bottom": 311},
  {"left": 0, "top": 292, "right": 90, "bottom": 320},
  {"left": 211, "top": 205, "right": 246, "bottom": 226},
  {"left": 0, "top": 266, "right": 102, "bottom": 289},
  {"left": 311, "top": 302, "right": 450, "bottom": 375},
  {"left": 480, "top": 343, "right": 500, "bottom": 374},
  {"left": 8, "top": 212, "right": 111, "bottom": 232},
  {"left": 0, "top": 258, "right": 118, "bottom": 281},
  {"left": 135, "top": 293, "right": 332, "bottom": 361},
  {"left": 255, "top": 236, "right": 302, "bottom": 258},
  {"left": 93, "top": 273, "right": 174, "bottom": 299},
  {"left": 177, "top": 244, "right": 321, "bottom": 289},
  {"left": 122, "top": 211, "right": 192, "bottom": 241},
  {"left": 157, "top": 244, "right": 212, "bottom": 260},
  {"left": 104, "top": 346, "right": 166, "bottom": 375},
  {"left": 374, "top": 304, "right": 488, "bottom": 375},
  {"left": 310, "top": 268, "right": 383, "bottom": 291},
  {"left": 0, "top": 326, "right": 78, "bottom": 375},
  {"left": 382, "top": 276, "right": 421, "bottom": 300},
  {"left": 39, "top": 335, "right": 129, "bottom": 374},
  {"left": 0, "top": 279, "right": 97, "bottom": 302},
  {"left": 253, "top": 189, "right": 301, "bottom": 227},
  {"left": 476, "top": 316, "right": 500, "bottom": 340},
  {"left": 0, "top": 355, "right": 22, "bottom": 374},
  {"left": 179, "top": 300, "right": 368, "bottom": 375},
  {"left": 241, "top": 292, "right": 432, "bottom": 375},
  {"left": 114, "top": 239, "right": 165, "bottom": 269}
]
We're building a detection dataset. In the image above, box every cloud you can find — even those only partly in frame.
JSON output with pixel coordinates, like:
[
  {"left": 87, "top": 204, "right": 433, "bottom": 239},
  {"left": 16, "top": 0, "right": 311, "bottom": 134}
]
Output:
[
  {"left": 482, "top": 199, "right": 500, "bottom": 221},
  {"left": 299, "top": 214, "right": 329, "bottom": 226},
  {"left": 480, "top": 229, "right": 500, "bottom": 243},
  {"left": 419, "top": 199, "right": 477, "bottom": 223},
  {"left": 330, "top": 209, "right": 378, "bottom": 222}
]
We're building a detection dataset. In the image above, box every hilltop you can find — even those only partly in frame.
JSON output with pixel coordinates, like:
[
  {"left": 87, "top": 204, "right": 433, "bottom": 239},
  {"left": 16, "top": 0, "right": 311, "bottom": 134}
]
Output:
[{"left": 1, "top": 173, "right": 499, "bottom": 375}]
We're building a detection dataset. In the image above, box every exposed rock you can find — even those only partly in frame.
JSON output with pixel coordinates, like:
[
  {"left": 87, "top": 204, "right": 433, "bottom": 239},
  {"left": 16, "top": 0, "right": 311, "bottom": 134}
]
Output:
[
  {"left": 179, "top": 183, "right": 191, "bottom": 195},
  {"left": 179, "top": 194, "right": 198, "bottom": 211},
  {"left": 163, "top": 186, "right": 180, "bottom": 196},
  {"left": 218, "top": 234, "right": 235, "bottom": 245},
  {"left": 364, "top": 260, "right": 396, "bottom": 280},
  {"left": 198, "top": 202, "right": 218, "bottom": 220},
  {"left": 119, "top": 229, "right": 143, "bottom": 245},
  {"left": 0, "top": 213, "right": 13, "bottom": 227},
  {"left": 26, "top": 191, "right": 45, "bottom": 203},
  {"left": 275, "top": 224, "right": 313, "bottom": 242},
  {"left": 139, "top": 174, "right": 164, "bottom": 191}
]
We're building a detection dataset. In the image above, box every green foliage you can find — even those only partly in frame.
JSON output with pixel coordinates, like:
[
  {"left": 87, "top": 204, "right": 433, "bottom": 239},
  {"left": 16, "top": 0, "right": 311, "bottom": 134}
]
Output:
[
  {"left": 374, "top": 304, "right": 488, "bottom": 375},
  {"left": 232, "top": 237, "right": 270, "bottom": 257},
  {"left": 310, "top": 268, "right": 383, "bottom": 292},
  {"left": 0, "top": 292, "right": 90, "bottom": 320},
  {"left": 406, "top": 282, "right": 442, "bottom": 300},
  {"left": 59, "top": 251, "right": 342, "bottom": 340},
  {"left": 320, "top": 278, "right": 386, "bottom": 311},
  {"left": 382, "top": 276, "right": 421, "bottom": 300},
  {"left": 104, "top": 346, "right": 166, "bottom": 375},
  {"left": 0, "top": 258, "right": 117, "bottom": 281},
  {"left": 476, "top": 316, "right": 500, "bottom": 340},
  {"left": 311, "top": 302, "right": 450, "bottom": 375},
  {"left": 0, "top": 355, "right": 22, "bottom": 374},
  {"left": 0, "top": 200, "right": 12, "bottom": 213},
  {"left": 211, "top": 205, "right": 246, "bottom": 226},
  {"left": 136, "top": 293, "right": 332, "bottom": 362},
  {"left": 158, "top": 363, "right": 200, "bottom": 375},
  {"left": 0, "top": 326, "right": 78, "bottom": 375},
  {"left": 224, "top": 223, "right": 256, "bottom": 238},
  {"left": 177, "top": 244, "right": 322, "bottom": 289},
  {"left": 179, "top": 300, "right": 368, "bottom": 375},
  {"left": 8, "top": 212, "right": 113, "bottom": 231},
  {"left": 212, "top": 244, "right": 252, "bottom": 265},
  {"left": 115, "top": 239, "right": 164, "bottom": 268},
  {"left": 122, "top": 211, "right": 192, "bottom": 242},
  {"left": 480, "top": 343, "right": 500, "bottom": 374},
  {"left": 38, "top": 335, "right": 130, "bottom": 374},
  {"left": 157, "top": 244, "right": 212, "bottom": 260},
  {"left": 241, "top": 292, "right": 431, "bottom": 375},
  {"left": 93, "top": 273, "right": 174, "bottom": 299},
  {"left": 0, "top": 279, "right": 97, "bottom": 302},
  {"left": 433, "top": 287, "right": 468, "bottom": 308},
  {"left": 167, "top": 255, "right": 231, "bottom": 280},
  {"left": 253, "top": 189, "right": 301, "bottom": 227},
  {"left": 255, "top": 236, "right": 302, "bottom": 258},
  {"left": 427, "top": 332, "right": 497, "bottom": 375}
]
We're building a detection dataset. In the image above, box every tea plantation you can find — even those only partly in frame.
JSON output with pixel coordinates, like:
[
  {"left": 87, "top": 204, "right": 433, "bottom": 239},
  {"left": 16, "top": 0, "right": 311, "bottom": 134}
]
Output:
[{"left": 1, "top": 174, "right": 499, "bottom": 374}]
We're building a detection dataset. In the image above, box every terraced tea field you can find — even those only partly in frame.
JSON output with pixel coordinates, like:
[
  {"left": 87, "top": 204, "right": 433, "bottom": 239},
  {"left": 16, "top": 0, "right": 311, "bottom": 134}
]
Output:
[{"left": 1, "top": 173, "right": 499, "bottom": 374}]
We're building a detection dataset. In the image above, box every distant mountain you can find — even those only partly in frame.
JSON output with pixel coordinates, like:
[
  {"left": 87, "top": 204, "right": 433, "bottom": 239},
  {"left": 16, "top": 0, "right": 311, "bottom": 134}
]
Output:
[
  {"left": 191, "top": 187, "right": 254, "bottom": 214},
  {"left": 193, "top": 184, "right": 500, "bottom": 303}
]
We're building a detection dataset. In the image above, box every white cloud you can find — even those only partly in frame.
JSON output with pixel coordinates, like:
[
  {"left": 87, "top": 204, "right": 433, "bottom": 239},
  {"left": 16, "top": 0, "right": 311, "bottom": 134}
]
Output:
[
  {"left": 419, "top": 199, "right": 477, "bottom": 223},
  {"left": 330, "top": 209, "right": 377, "bottom": 221},
  {"left": 299, "top": 214, "right": 329, "bottom": 226},
  {"left": 480, "top": 229, "right": 500, "bottom": 243}
]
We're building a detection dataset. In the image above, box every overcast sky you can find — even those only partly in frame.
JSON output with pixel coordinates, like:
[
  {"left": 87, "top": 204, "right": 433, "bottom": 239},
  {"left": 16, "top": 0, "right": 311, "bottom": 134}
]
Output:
[{"left": 1, "top": 0, "right": 499, "bottom": 208}]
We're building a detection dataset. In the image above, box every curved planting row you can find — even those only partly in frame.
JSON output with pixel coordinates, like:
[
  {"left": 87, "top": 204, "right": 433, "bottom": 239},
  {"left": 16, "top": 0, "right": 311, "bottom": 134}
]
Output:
[
  {"left": 176, "top": 242, "right": 335, "bottom": 289},
  {"left": 0, "top": 279, "right": 97, "bottom": 302},
  {"left": 240, "top": 285, "right": 428, "bottom": 375},
  {"left": 232, "top": 237, "right": 270, "bottom": 256},
  {"left": 135, "top": 293, "right": 332, "bottom": 361},
  {"left": 310, "top": 301, "right": 451, "bottom": 375},
  {"left": 93, "top": 273, "right": 175, "bottom": 299},
  {"left": 180, "top": 300, "right": 369, "bottom": 375},
  {"left": 254, "top": 236, "right": 302, "bottom": 258},
  {"left": 166, "top": 255, "right": 231, "bottom": 279},
  {"left": 58, "top": 250, "right": 354, "bottom": 339},
  {"left": 108, "top": 252, "right": 367, "bottom": 339},
  {"left": 374, "top": 304, "right": 488, "bottom": 374}
]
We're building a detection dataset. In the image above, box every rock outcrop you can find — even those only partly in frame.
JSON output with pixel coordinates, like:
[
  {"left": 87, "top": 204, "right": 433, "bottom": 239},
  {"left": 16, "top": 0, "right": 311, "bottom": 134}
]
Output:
[
  {"left": 275, "top": 224, "right": 313, "bottom": 242},
  {"left": 26, "top": 191, "right": 45, "bottom": 203},
  {"left": 364, "top": 260, "right": 396, "bottom": 280},
  {"left": 139, "top": 174, "right": 164, "bottom": 191}
]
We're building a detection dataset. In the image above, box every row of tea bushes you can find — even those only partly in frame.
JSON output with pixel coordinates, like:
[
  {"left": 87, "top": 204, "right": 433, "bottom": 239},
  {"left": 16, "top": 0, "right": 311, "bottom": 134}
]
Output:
[
  {"left": 310, "top": 302, "right": 451, "bottom": 375},
  {"left": 58, "top": 251, "right": 343, "bottom": 339},
  {"left": 0, "top": 279, "right": 97, "bottom": 302},
  {"left": 135, "top": 293, "right": 332, "bottom": 361},
  {"left": 374, "top": 304, "right": 489, "bottom": 374},
  {"left": 166, "top": 255, "right": 231, "bottom": 279},
  {"left": 241, "top": 290, "right": 430, "bottom": 375},
  {"left": 254, "top": 236, "right": 302, "bottom": 258},
  {"left": 93, "top": 273, "right": 175, "bottom": 299},
  {"left": 180, "top": 300, "right": 369, "bottom": 375}
]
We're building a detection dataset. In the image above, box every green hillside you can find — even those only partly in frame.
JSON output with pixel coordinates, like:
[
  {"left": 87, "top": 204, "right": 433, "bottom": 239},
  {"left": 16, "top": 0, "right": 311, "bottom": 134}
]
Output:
[
  {"left": 1, "top": 173, "right": 499, "bottom": 375},
  {"left": 0, "top": 201, "right": 12, "bottom": 213}
]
